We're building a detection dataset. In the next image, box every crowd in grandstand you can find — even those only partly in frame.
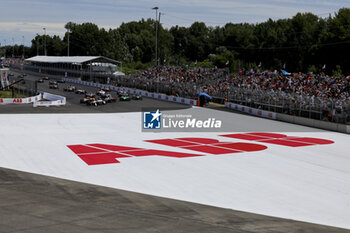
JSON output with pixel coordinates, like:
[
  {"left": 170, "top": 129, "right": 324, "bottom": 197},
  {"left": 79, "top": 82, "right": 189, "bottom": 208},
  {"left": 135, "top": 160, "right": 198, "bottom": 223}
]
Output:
[
  {"left": 126, "top": 65, "right": 350, "bottom": 122},
  {"left": 128, "top": 66, "right": 349, "bottom": 101},
  {"left": 0, "top": 57, "right": 24, "bottom": 67}
]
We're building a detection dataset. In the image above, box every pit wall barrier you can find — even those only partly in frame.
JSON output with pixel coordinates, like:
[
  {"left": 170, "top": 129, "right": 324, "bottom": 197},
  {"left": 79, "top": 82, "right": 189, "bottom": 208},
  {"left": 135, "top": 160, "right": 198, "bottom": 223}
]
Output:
[
  {"left": 0, "top": 94, "right": 42, "bottom": 104},
  {"left": 33, "top": 93, "right": 66, "bottom": 107},
  {"left": 63, "top": 78, "right": 198, "bottom": 106},
  {"left": 225, "top": 102, "right": 276, "bottom": 120}
]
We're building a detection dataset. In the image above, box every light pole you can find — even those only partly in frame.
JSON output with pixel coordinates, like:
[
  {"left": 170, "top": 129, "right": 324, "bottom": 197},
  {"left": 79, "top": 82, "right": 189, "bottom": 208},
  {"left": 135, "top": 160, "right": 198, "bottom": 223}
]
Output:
[
  {"left": 67, "top": 28, "right": 70, "bottom": 56},
  {"left": 4, "top": 39, "right": 6, "bottom": 58},
  {"left": 43, "top": 27, "right": 47, "bottom": 56},
  {"left": 22, "top": 36, "right": 25, "bottom": 59},
  {"left": 12, "top": 37, "right": 14, "bottom": 57},
  {"left": 158, "top": 12, "right": 164, "bottom": 64},
  {"left": 36, "top": 34, "right": 39, "bottom": 56},
  {"left": 152, "top": 7, "right": 158, "bottom": 66}
]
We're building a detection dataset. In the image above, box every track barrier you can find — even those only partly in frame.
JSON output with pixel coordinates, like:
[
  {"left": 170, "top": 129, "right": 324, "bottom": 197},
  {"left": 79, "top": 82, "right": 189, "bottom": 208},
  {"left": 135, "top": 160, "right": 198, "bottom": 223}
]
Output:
[
  {"left": 0, "top": 94, "right": 42, "bottom": 105},
  {"left": 33, "top": 92, "right": 66, "bottom": 107},
  {"left": 225, "top": 102, "right": 276, "bottom": 120},
  {"left": 63, "top": 78, "right": 198, "bottom": 106}
]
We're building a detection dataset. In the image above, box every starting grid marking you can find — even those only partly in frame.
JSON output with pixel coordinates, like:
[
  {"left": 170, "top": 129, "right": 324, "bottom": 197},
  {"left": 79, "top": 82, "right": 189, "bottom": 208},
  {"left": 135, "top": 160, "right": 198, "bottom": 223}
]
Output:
[{"left": 67, "top": 133, "right": 334, "bottom": 165}]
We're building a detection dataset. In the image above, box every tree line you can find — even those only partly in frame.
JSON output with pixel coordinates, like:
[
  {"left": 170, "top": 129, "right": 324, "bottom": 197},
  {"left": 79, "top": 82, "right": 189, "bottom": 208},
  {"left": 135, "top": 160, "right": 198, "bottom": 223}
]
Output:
[{"left": 2, "top": 8, "right": 350, "bottom": 75}]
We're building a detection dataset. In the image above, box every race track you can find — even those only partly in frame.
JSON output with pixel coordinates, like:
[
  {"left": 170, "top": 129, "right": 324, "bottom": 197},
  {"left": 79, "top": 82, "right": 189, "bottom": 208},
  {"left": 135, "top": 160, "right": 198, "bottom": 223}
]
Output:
[{"left": 0, "top": 71, "right": 349, "bottom": 232}]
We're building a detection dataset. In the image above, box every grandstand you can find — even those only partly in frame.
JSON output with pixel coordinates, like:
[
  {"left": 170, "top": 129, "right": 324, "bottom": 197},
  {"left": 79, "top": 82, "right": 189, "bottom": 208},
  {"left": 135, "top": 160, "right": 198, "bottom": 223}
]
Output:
[{"left": 23, "top": 56, "right": 124, "bottom": 83}]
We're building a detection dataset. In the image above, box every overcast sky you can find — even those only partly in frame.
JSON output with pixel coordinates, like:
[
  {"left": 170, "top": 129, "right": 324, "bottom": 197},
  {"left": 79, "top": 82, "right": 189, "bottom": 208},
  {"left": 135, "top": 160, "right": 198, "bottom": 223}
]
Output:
[{"left": 1, "top": 0, "right": 350, "bottom": 46}]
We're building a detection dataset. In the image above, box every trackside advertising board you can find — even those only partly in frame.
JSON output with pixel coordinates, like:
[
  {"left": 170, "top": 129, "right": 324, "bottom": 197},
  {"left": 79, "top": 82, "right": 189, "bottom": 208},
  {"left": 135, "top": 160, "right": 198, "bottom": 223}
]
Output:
[{"left": 225, "top": 102, "right": 276, "bottom": 119}]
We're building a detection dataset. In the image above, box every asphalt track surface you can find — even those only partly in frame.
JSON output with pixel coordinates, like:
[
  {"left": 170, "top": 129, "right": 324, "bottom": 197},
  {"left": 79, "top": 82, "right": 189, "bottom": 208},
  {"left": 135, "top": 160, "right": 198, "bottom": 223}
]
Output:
[
  {"left": 0, "top": 71, "right": 190, "bottom": 114},
  {"left": 0, "top": 71, "right": 349, "bottom": 233}
]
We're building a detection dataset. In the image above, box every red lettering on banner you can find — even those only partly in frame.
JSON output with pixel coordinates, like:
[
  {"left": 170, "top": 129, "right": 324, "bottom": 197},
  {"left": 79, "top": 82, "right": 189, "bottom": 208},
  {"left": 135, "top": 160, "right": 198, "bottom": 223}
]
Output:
[
  {"left": 145, "top": 93, "right": 148, "bottom": 96},
  {"left": 158, "top": 95, "right": 161, "bottom": 99},
  {"left": 29, "top": 98, "right": 32, "bottom": 102},
  {"left": 258, "top": 110, "right": 262, "bottom": 116},
  {"left": 242, "top": 107, "right": 245, "bottom": 111},
  {"left": 249, "top": 108, "right": 252, "bottom": 113},
  {"left": 268, "top": 113, "right": 273, "bottom": 118},
  {"left": 152, "top": 93, "right": 154, "bottom": 97},
  {"left": 181, "top": 99, "right": 185, "bottom": 103},
  {"left": 0, "top": 99, "right": 3, "bottom": 103},
  {"left": 165, "top": 96, "right": 169, "bottom": 100},
  {"left": 235, "top": 105, "right": 238, "bottom": 110},
  {"left": 146, "top": 138, "right": 267, "bottom": 155},
  {"left": 220, "top": 133, "right": 334, "bottom": 147},
  {"left": 13, "top": 99, "right": 22, "bottom": 103},
  {"left": 68, "top": 133, "right": 334, "bottom": 166},
  {"left": 67, "top": 144, "right": 203, "bottom": 165},
  {"left": 173, "top": 97, "right": 177, "bottom": 101},
  {"left": 190, "top": 100, "right": 194, "bottom": 105}
]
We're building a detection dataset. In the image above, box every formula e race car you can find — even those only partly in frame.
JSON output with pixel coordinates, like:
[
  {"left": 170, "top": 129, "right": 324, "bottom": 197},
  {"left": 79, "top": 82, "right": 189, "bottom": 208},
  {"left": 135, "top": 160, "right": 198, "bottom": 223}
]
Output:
[
  {"left": 57, "top": 79, "right": 65, "bottom": 83},
  {"left": 103, "top": 94, "right": 117, "bottom": 103},
  {"left": 75, "top": 89, "right": 86, "bottom": 94},
  {"left": 119, "top": 94, "right": 131, "bottom": 101},
  {"left": 132, "top": 94, "right": 143, "bottom": 100},
  {"left": 96, "top": 90, "right": 106, "bottom": 96},
  {"left": 63, "top": 86, "right": 76, "bottom": 92},
  {"left": 49, "top": 83, "right": 58, "bottom": 89},
  {"left": 80, "top": 97, "right": 92, "bottom": 104}
]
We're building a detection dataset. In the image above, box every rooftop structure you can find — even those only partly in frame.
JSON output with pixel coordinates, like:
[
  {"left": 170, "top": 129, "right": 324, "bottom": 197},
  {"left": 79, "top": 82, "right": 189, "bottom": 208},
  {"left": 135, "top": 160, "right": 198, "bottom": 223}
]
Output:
[{"left": 24, "top": 56, "right": 124, "bottom": 82}]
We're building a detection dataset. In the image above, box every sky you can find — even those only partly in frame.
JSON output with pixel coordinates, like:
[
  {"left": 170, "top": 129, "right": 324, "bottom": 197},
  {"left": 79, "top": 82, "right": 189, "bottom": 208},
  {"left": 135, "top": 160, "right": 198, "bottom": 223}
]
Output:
[{"left": 1, "top": 0, "right": 350, "bottom": 46}]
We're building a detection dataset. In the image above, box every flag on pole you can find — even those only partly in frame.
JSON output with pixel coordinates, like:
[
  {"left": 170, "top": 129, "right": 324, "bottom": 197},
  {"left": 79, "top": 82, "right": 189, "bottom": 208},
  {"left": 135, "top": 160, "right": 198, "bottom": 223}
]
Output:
[
  {"left": 225, "top": 60, "right": 230, "bottom": 66},
  {"left": 258, "top": 62, "right": 262, "bottom": 67},
  {"left": 322, "top": 64, "right": 326, "bottom": 70}
]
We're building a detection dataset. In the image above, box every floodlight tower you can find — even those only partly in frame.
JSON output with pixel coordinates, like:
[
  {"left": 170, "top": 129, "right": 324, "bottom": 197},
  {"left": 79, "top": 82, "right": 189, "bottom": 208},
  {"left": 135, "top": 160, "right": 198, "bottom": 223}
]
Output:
[
  {"left": 152, "top": 7, "right": 158, "bottom": 66},
  {"left": 43, "top": 27, "right": 47, "bottom": 56}
]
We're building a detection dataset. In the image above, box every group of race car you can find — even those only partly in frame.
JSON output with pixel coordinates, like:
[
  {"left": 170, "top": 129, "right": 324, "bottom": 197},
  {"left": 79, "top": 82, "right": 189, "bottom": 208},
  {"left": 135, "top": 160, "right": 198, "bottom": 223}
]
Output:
[
  {"left": 68, "top": 86, "right": 143, "bottom": 106},
  {"left": 37, "top": 76, "right": 143, "bottom": 106},
  {"left": 79, "top": 88, "right": 143, "bottom": 106}
]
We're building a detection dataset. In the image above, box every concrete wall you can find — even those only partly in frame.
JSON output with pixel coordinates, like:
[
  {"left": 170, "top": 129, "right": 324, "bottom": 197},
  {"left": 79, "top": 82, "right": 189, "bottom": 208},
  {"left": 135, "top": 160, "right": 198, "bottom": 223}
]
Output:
[
  {"left": 276, "top": 113, "right": 350, "bottom": 134},
  {"left": 224, "top": 101, "right": 350, "bottom": 134}
]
